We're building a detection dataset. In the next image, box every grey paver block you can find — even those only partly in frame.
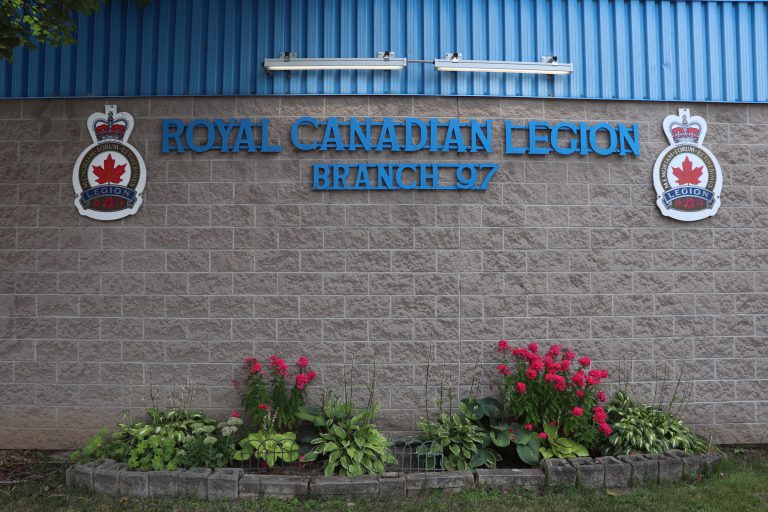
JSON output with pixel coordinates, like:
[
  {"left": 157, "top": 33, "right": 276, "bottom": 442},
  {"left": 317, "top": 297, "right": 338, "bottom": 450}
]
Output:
[
  {"left": 179, "top": 467, "right": 212, "bottom": 499},
  {"left": 701, "top": 453, "right": 722, "bottom": 474},
  {"left": 310, "top": 475, "right": 379, "bottom": 496},
  {"left": 617, "top": 454, "right": 658, "bottom": 486},
  {"left": 570, "top": 457, "right": 604, "bottom": 489},
  {"left": 207, "top": 468, "right": 243, "bottom": 501},
  {"left": 238, "top": 473, "right": 260, "bottom": 499},
  {"left": 69, "top": 462, "right": 99, "bottom": 492},
  {"left": 645, "top": 453, "right": 683, "bottom": 482},
  {"left": 119, "top": 470, "right": 149, "bottom": 497},
  {"left": 378, "top": 473, "right": 406, "bottom": 496},
  {"left": 148, "top": 470, "right": 180, "bottom": 498},
  {"left": 542, "top": 458, "right": 577, "bottom": 487},
  {"left": 475, "top": 468, "right": 545, "bottom": 491},
  {"left": 405, "top": 471, "right": 475, "bottom": 495},
  {"left": 93, "top": 462, "right": 127, "bottom": 496},
  {"left": 260, "top": 474, "right": 309, "bottom": 498},
  {"left": 595, "top": 456, "right": 631, "bottom": 489}
]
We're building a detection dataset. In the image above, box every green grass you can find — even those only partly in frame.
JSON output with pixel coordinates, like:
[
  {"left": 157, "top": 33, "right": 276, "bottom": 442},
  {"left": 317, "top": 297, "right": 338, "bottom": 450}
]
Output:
[{"left": 1, "top": 456, "right": 766, "bottom": 512}]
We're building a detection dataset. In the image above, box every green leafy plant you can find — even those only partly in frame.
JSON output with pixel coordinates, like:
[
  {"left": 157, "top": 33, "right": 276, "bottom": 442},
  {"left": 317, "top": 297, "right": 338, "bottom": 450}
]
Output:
[
  {"left": 539, "top": 423, "right": 590, "bottom": 459},
  {"left": 459, "top": 397, "right": 541, "bottom": 466},
  {"left": 416, "top": 411, "right": 499, "bottom": 470},
  {"left": 70, "top": 408, "right": 242, "bottom": 471},
  {"left": 236, "top": 355, "right": 316, "bottom": 431},
  {"left": 232, "top": 431, "right": 300, "bottom": 467},
  {"left": 601, "top": 390, "right": 708, "bottom": 456},
  {"left": 299, "top": 395, "right": 395, "bottom": 477}
]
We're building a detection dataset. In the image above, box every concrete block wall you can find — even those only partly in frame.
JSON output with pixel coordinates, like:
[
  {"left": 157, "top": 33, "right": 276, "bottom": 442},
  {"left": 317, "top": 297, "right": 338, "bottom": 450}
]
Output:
[{"left": 0, "top": 96, "right": 766, "bottom": 448}]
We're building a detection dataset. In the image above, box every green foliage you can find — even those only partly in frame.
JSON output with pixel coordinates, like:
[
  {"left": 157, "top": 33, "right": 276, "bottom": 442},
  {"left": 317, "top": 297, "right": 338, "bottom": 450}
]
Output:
[
  {"left": 232, "top": 431, "right": 299, "bottom": 468},
  {"left": 538, "top": 423, "right": 589, "bottom": 459},
  {"left": 238, "top": 356, "right": 316, "bottom": 432},
  {"left": 601, "top": 390, "right": 708, "bottom": 456},
  {"left": 298, "top": 397, "right": 395, "bottom": 477},
  {"left": 70, "top": 408, "right": 242, "bottom": 471},
  {"left": 0, "top": 0, "right": 101, "bottom": 61},
  {"left": 416, "top": 411, "right": 500, "bottom": 471},
  {"left": 459, "top": 397, "right": 542, "bottom": 466}
]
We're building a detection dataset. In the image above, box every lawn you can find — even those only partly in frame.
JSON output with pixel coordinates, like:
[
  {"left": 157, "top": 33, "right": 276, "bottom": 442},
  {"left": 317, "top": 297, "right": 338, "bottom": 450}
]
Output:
[{"left": 0, "top": 451, "right": 766, "bottom": 512}]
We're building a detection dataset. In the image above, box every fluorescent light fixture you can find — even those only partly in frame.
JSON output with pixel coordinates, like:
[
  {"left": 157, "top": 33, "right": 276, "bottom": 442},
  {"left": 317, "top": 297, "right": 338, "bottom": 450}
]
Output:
[
  {"left": 434, "top": 53, "right": 573, "bottom": 75},
  {"left": 264, "top": 52, "right": 406, "bottom": 72}
]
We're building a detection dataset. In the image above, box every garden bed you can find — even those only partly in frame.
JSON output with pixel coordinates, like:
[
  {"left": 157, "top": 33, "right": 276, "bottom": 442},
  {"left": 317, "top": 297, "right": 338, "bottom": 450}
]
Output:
[{"left": 66, "top": 450, "right": 722, "bottom": 500}]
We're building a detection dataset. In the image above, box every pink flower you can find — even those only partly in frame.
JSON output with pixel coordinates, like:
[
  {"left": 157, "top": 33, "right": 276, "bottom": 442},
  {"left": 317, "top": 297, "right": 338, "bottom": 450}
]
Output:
[
  {"left": 250, "top": 362, "right": 262, "bottom": 374},
  {"left": 586, "top": 376, "right": 598, "bottom": 386},
  {"left": 530, "top": 359, "right": 544, "bottom": 372},
  {"left": 560, "top": 359, "right": 571, "bottom": 371},
  {"left": 572, "top": 371, "right": 585, "bottom": 388},
  {"left": 497, "top": 364, "right": 511, "bottom": 376},
  {"left": 244, "top": 357, "right": 257, "bottom": 364},
  {"left": 307, "top": 370, "right": 317, "bottom": 381},
  {"left": 523, "top": 423, "right": 533, "bottom": 431},
  {"left": 575, "top": 389, "right": 584, "bottom": 398},
  {"left": 258, "top": 403, "right": 267, "bottom": 410},
  {"left": 528, "top": 342, "right": 539, "bottom": 354},
  {"left": 571, "top": 406, "right": 583, "bottom": 417},
  {"left": 578, "top": 356, "right": 591, "bottom": 367},
  {"left": 269, "top": 355, "right": 289, "bottom": 376},
  {"left": 553, "top": 375, "right": 566, "bottom": 392},
  {"left": 525, "top": 368, "right": 538, "bottom": 380},
  {"left": 515, "top": 382, "right": 526, "bottom": 394},
  {"left": 563, "top": 349, "right": 575, "bottom": 361},
  {"left": 296, "top": 356, "right": 309, "bottom": 368},
  {"left": 231, "top": 411, "right": 240, "bottom": 418},
  {"left": 599, "top": 422, "right": 612, "bottom": 436},
  {"left": 547, "top": 344, "right": 561, "bottom": 357},
  {"left": 295, "top": 373, "right": 310, "bottom": 390},
  {"left": 538, "top": 432, "right": 548, "bottom": 439},
  {"left": 498, "top": 339, "right": 510, "bottom": 351},
  {"left": 596, "top": 391, "right": 606, "bottom": 403},
  {"left": 593, "top": 406, "right": 607, "bottom": 424}
]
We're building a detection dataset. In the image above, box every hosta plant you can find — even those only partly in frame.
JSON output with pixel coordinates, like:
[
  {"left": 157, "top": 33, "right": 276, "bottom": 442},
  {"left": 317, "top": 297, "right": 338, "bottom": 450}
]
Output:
[
  {"left": 416, "top": 411, "right": 500, "bottom": 470},
  {"left": 539, "top": 423, "right": 590, "bottom": 459},
  {"left": 298, "top": 396, "right": 395, "bottom": 477},
  {"left": 232, "top": 431, "right": 300, "bottom": 467},
  {"left": 600, "top": 390, "right": 708, "bottom": 456},
  {"left": 71, "top": 409, "right": 242, "bottom": 471},
  {"left": 459, "top": 396, "right": 541, "bottom": 466}
]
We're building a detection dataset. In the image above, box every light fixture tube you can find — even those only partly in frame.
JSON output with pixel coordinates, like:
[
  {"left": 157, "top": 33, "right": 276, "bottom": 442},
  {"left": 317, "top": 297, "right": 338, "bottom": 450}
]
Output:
[
  {"left": 264, "top": 52, "right": 406, "bottom": 72},
  {"left": 435, "top": 56, "right": 573, "bottom": 75}
]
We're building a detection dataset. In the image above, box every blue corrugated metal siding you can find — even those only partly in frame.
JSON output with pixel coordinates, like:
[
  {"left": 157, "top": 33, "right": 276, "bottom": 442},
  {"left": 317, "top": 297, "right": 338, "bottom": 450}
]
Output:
[{"left": 1, "top": 0, "right": 767, "bottom": 101}]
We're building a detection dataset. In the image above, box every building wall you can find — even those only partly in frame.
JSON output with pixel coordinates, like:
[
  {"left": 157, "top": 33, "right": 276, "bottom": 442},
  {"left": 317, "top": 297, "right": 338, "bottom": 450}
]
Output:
[{"left": 0, "top": 95, "right": 766, "bottom": 449}]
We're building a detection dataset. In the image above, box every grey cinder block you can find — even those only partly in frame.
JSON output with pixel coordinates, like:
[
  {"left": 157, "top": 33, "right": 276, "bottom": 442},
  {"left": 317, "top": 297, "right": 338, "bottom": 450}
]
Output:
[
  {"left": 570, "top": 457, "right": 604, "bottom": 489},
  {"left": 378, "top": 472, "right": 406, "bottom": 496},
  {"left": 617, "top": 454, "right": 658, "bottom": 486},
  {"left": 595, "top": 456, "right": 631, "bottom": 489},
  {"left": 119, "top": 470, "right": 149, "bottom": 497},
  {"left": 260, "top": 474, "right": 309, "bottom": 499},
  {"left": 179, "top": 467, "right": 212, "bottom": 499},
  {"left": 541, "top": 458, "right": 577, "bottom": 487},
  {"left": 148, "top": 470, "right": 180, "bottom": 498},
  {"left": 93, "top": 462, "right": 127, "bottom": 496},
  {"left": 310, "top": 475, "right": 380, "bottom": 496},
  {"left": 207, "top": 468, "right": 243, "bottom": 501},
  {"left": 475, "top": 468, "right": 545, "bottom": 491},
  {"left": 405, "top": 471, "right": 475, "bottom": 495},
  {"left": 238, "top": 473, "right": 260, "bottom": 499}
]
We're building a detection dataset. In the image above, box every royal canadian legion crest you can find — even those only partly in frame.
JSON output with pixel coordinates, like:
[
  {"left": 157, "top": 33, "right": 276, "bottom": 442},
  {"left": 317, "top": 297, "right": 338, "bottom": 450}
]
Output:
[
  {"left": 653, "top": 108, "right": 722, "bottom": 221},
  {"left": 72, "top": 105, "right": 146, "bottom": 220}
]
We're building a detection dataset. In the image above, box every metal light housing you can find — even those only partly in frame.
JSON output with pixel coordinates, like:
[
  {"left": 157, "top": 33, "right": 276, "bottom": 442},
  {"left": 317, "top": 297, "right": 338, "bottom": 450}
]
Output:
[
  {"left": 264, "top": 52, "right": 406, "bottom": 72},
  {"left": 434, "top": 53, "right": 573, "bottom": 75}
]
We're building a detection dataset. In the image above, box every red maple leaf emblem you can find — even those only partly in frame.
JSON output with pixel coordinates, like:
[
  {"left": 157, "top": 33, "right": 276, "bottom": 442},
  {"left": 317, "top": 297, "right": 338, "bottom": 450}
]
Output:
[
  {"left": 92, "top": 154, "right": 127, "bottom": 184},
  {"left": 671, "top": 156, "right": 703, "bottom": 186}
]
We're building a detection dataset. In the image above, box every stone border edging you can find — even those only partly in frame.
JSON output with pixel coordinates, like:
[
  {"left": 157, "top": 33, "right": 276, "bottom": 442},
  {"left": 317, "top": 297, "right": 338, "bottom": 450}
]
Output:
[{"left": 66, "top": 450, "right": 722, "bottom": 500}]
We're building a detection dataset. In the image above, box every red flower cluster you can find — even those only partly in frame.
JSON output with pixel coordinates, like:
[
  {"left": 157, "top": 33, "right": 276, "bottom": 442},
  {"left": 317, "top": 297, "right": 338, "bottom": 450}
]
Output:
[
  {"left": 496, "top": 341, "right": 612, "bottom": 448},
  {"left": 269, "top": 355, "right": 289, "bottom": 376}
]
